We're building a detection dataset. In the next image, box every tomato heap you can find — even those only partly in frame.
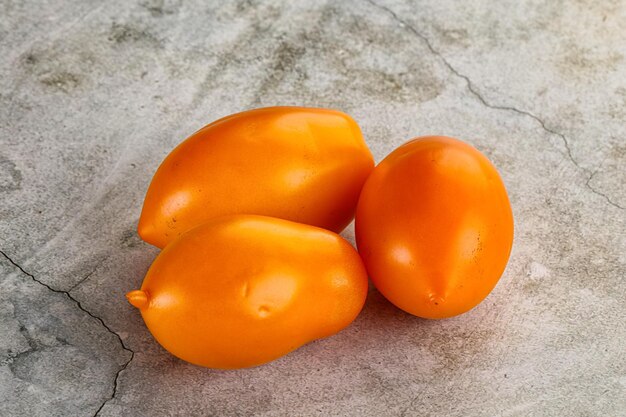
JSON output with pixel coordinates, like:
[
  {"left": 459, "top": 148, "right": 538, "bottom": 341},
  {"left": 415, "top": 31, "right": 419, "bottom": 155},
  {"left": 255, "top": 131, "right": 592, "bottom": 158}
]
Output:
[{"left": 127, "top": 107, "right": 514, "bottom": 369}]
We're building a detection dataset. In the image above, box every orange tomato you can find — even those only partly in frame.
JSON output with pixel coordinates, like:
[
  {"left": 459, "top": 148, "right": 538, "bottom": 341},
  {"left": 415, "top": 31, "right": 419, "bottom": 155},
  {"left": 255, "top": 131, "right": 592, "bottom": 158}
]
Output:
[
  {"left": 138, "top": 107, "right": 374, "bottom": 248},
  {"left": 127, "top": 215, "right": 369, "bottom": 369},
  {"left": 355, "top": 136, "right": 514, "bottom": 319}
]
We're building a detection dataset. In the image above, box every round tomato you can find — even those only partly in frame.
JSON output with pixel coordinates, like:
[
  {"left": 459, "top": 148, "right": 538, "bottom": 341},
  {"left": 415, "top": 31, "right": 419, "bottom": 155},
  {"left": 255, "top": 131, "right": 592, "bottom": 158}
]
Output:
[
  {"left": 127, "top": 215, "right": 369, "bottom": 369},
  {"left": 138, "top": 106, "right": 374, "bottom": 248},
  {"left": 355, "top": 136, "right": 514, "bottom": 319}
]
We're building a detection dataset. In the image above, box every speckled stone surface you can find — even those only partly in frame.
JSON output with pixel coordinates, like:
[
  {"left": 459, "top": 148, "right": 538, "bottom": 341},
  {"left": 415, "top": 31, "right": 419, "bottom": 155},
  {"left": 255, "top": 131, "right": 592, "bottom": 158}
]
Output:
[{"left": 1, "top": 0, "right": 624, "bottom": 416}]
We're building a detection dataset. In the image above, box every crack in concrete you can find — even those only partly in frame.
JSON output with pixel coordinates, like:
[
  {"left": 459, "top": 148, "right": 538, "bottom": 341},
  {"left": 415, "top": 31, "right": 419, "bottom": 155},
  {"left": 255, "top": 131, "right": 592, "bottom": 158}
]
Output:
[
  {"left": 585, "top": 170, "right": 623, "bottom": 210},
  {"left": 92, "top": 355, "right": 134, "bottom": 417},
  {"left": 365, "top": 0, "right": 624, "bottom": 210},
  {"left": 67, "top": 255, "right": 108, "bottom": 293},
  {"left": 67, "top": 269, "right": 96, "bottom": 294},
  {"left": 0, "top": 250, "right": 134, "bottom": 417}
]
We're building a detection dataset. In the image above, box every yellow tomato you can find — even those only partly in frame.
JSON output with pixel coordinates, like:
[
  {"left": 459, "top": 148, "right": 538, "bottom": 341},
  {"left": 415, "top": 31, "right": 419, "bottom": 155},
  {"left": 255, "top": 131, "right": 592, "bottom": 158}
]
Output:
[
  {"left": 356, "top": 136, "right": 514, "bottom": 319},
  {"left": 127, "top": 215, "right": 369, "bottom": 369},
  {"left": 138, "top": 107, "right": 374, "bottom": 248}
]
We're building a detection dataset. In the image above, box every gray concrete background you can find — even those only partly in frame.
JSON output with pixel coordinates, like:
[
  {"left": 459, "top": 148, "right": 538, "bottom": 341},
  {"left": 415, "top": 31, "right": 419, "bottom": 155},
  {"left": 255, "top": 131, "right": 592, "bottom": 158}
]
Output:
[{"left": 1, "top": 0, "right": 624, "bottom": 416}]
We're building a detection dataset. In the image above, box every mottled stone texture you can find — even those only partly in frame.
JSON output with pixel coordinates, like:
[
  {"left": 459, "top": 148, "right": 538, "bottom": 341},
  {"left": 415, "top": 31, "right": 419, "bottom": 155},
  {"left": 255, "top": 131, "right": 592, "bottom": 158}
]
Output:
[{"left": 0, "top": 0, "right": 624, "bottom": 416}]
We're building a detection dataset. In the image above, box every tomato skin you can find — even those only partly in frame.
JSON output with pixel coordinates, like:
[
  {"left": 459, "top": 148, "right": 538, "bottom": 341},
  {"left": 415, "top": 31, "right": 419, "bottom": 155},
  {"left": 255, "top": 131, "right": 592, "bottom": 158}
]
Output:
[
  {"left": 138, "top": 107, "right": 374, "bottom": 248},
  {"left": 127, "top": 215, "right": 369, "bottom": 369},
  {"left": 355, "top": 136, "right": 514, "bottom": 319}
]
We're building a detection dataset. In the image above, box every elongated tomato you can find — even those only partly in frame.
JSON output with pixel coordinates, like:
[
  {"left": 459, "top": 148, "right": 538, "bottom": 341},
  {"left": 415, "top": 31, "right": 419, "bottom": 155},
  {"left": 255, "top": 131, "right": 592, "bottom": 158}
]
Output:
[
  {"left": 127, "top": 215, "right": 369, "bottom": 369},
  {"left": 355, "top": 136, "right": 514, "bottom": 319},
  {"left": 138, "top": 107, "right": 374, "bottom": 248}
]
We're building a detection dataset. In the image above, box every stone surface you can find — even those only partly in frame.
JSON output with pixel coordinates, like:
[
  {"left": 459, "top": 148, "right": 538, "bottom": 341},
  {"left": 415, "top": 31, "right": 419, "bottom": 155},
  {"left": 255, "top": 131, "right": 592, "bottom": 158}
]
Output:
[{"left": 1, "top": 0, "right": 624, "bottom": 416}]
